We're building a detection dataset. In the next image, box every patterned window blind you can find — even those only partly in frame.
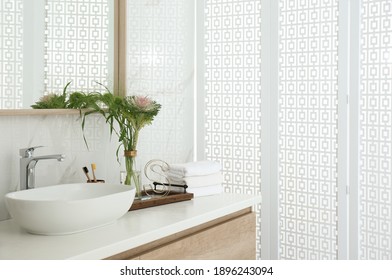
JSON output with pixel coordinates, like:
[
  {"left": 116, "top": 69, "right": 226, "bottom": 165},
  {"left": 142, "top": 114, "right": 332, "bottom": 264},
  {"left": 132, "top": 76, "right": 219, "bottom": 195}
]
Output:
[
  {"left": 203, "top": 0, "right": 392, "bottom": 260},
  {"left": 0, "top": 0, "right": 23, "bottom": 109},
  {"left": 278, "top": 0, "right": 339, "bottom": 259},
  {"left": 204, "top": 0, "right": 262, "bottom": 259},
  {"left": 360, "top": 0, "right": 392, "bottom": 259},
  {"left": 44, "top": 0, "right": 112, "bottom": 93}
]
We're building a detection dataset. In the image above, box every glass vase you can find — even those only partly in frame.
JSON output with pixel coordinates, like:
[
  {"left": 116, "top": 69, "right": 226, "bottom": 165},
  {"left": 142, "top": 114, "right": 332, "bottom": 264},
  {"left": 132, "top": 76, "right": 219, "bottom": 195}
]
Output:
[{"left": 123, "top": 150, "right": 142, "bottom": 199}]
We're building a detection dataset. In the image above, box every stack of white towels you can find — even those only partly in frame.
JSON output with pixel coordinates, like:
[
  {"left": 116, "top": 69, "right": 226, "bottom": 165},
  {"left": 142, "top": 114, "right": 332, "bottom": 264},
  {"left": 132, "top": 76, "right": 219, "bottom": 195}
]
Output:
[{"left": 166, "top": 160, "right": 223, "bottom": 197}]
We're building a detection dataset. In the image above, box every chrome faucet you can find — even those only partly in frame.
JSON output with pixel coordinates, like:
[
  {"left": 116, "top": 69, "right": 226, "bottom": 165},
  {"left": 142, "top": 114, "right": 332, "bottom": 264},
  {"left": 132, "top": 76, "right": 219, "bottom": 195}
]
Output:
[{"left": 19, "top": 146, "right": 65, "bottom": 190}]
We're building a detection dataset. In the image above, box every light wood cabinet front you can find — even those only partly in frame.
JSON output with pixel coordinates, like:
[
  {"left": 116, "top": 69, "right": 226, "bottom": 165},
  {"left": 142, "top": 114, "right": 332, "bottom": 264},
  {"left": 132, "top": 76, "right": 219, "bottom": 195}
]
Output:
[{"left": 107, "top": 208, "right": 256, "bottom": 260}]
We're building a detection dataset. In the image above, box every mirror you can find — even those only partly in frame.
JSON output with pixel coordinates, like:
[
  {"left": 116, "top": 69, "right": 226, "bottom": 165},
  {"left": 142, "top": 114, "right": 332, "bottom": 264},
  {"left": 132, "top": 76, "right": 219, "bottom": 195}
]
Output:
[{"left": 0, "top": 0, "right": 114, "bottom": 110}]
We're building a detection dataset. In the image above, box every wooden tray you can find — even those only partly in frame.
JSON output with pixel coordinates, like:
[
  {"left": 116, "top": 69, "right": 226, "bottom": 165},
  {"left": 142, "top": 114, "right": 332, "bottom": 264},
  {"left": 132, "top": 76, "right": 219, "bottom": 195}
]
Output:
[{"left": 129, "top": 191, "right": 194, "bottom": 211}]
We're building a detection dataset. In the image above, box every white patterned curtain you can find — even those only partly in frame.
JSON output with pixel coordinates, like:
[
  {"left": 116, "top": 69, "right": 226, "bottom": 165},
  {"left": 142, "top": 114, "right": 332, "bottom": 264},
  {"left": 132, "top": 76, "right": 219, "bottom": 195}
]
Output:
[
  {"left": 203, "top": 0, "right": 339, "bottom": 260},
  {"left": 359, "top": 0, "right": 392, "bottom": 259},
  {"left": 278, "top": 0, "right": 339, "bottom": 259},
  {"left": 0, "top": 0, "right": 23, "bottom": 109},
  {"left": 203, "top": 0, "right": 263, "bottom": 259},
  {"left": 0, "top": 0, "right": 113, "bottom": 108},
  {"left": 44, "top": 0, "right": 113, "bottom": 93}
]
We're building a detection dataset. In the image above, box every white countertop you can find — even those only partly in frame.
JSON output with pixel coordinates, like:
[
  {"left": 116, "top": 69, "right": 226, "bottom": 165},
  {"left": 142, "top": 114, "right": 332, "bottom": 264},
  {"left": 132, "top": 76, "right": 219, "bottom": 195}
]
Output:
[{"left": 0, "top": 193, "right": 261, "bottom": 260}]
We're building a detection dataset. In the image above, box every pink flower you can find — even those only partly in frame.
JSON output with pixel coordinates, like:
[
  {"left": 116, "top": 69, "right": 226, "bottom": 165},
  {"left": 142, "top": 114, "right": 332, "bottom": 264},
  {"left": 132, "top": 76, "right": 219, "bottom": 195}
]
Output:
[
  {"left": 134, "top": 96, "right": 153, "bottom": 109},
  {"left": 129, "top": 95, "right": 159, "bottom": 112},
  {"left": 40, "top": 93, "right": 57, "bottom": 102}
]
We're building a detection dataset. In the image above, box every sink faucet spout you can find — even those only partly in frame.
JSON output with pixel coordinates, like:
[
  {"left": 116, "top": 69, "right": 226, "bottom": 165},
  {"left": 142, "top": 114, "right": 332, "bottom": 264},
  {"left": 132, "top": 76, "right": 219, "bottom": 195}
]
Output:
[{"left": 19, "top": 147, "right": 65, "bottom": 190}]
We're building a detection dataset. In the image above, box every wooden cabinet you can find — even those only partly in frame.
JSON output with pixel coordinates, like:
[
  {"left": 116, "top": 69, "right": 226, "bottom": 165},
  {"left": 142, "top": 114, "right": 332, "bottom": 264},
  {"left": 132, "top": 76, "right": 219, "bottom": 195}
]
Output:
[{"left": 107, "top": 207, "right": 256, "bottom": 260}]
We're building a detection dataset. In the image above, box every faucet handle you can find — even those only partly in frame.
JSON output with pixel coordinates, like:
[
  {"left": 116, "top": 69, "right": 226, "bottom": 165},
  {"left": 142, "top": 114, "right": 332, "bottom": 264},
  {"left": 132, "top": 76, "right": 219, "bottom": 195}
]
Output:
[{"left": 19, "top": 146, "right": 44, "bottom": 158}]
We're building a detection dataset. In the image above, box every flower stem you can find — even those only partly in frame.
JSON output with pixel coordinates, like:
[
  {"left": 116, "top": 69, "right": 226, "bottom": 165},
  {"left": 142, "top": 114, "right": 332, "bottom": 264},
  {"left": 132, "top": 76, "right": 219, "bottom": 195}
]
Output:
[{"left": 124, "top": 151, "right": 141, "bottom": 198}]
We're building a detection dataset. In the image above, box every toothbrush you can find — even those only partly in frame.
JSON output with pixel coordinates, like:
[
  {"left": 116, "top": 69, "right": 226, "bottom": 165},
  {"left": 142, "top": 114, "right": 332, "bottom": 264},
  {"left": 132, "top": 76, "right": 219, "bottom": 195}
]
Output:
[
  {"left": 91, "top": 163, "right": 97, "bottom": 182},
  {"left": 83, "top": 166, "right": 92, "bottom": 182}
]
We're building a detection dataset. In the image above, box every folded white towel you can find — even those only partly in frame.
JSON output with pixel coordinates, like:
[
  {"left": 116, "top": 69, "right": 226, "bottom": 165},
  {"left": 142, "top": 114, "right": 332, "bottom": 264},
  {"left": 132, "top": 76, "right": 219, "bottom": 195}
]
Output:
[
  {"left": 190, "top": 184, "right": 223, "bottom": 197},
  {"left": 170, "top": 184, "right": 224, "bottom": 197},
  {"left": 168, "top": 172, "right": 223, "bottom": 188},
  {"left": 168, "top": 160, "right": 221, "bottom": 177}
]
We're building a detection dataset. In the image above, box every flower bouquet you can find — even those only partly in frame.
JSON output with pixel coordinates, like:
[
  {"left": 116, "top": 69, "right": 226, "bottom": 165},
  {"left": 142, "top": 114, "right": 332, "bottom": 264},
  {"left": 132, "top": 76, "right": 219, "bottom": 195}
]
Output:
[{"left": 70, "top": 88, "right": 161, "bottom": 198}]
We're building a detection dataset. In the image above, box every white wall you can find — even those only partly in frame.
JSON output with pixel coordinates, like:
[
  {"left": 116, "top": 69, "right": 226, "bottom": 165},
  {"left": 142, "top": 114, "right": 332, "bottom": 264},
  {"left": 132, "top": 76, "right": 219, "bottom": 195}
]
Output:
[
  {"left": 0, "top": 114, "right": 120, "bottom": 221},
  {"left": 0, "top": 107, "right": 193, "bottom": 222}
]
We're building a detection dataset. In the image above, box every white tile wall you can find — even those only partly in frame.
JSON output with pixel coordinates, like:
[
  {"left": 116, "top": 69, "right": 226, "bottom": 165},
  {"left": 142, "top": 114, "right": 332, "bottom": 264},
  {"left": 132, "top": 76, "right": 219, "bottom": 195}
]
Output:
[
  {"left": 0, "top": 111, "right": 193, "bottom": 221},
  {"left": 0, "top": 114, "right": 118, "bottom": 221}
]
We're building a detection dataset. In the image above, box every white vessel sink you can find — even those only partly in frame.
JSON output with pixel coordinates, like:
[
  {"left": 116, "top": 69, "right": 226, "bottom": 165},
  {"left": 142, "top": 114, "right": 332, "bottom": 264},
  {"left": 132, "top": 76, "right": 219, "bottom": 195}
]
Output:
[{"left": 5, "top": 183, "right": 135, "bottom": 235}]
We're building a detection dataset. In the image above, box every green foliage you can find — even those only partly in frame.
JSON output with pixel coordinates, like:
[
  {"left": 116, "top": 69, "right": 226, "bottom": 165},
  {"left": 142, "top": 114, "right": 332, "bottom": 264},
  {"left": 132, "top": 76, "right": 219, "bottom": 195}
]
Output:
[
  {"left": 67, "top": 91, "right": 101, "bottom": 110},
  {"left": 88, "top": 92, "right": 162, "bottom": 155},
  {"left": 31, "top": 82, "right": 161, "bottom": 155},
  {"left": 30, "top": 94, "right": 67, "bottom": 109},
  {"left": 30, "top": 82, "right": 71, "bottom": 109},
  {"left": 30, "top": 82, "right": 102, "bottom": 110}
]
